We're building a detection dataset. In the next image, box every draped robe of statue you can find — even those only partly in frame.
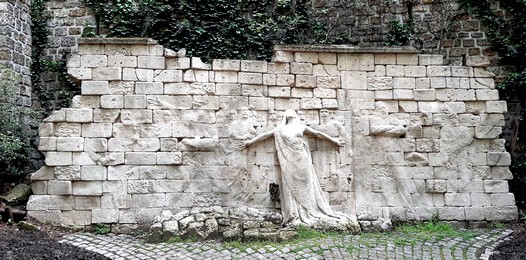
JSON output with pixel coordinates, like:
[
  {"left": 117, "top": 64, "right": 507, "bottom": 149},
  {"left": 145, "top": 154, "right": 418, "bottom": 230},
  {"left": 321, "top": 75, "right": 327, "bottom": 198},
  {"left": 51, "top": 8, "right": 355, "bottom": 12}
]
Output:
[{"left": 242, "top": 109, "right": 354, "bottom": 227}]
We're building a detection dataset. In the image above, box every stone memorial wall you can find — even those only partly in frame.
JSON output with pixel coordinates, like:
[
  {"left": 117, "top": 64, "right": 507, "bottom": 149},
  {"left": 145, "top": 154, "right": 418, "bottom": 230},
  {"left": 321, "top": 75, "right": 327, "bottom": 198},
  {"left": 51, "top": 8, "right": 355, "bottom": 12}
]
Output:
[{"left": 27, "top": 38, "right": 517, "bottom": 233}]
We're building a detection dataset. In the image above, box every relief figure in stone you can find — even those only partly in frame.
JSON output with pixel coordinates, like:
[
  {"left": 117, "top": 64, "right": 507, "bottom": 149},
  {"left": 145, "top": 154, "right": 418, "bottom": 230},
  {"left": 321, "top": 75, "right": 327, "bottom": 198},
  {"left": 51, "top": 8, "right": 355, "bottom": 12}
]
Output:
[{"left": 239, "top": 109, "right": 356, "bottom": 228}]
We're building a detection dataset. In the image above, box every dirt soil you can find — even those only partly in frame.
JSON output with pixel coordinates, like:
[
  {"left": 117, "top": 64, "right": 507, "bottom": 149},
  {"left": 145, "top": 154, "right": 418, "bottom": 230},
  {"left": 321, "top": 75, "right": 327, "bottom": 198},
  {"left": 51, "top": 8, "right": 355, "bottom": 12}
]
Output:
[
  {"left": 489, "top": 225, "right": 526, "bottom": 260},
  {"left": 0, "top": 222, "right": 109, "bottom": 260}
]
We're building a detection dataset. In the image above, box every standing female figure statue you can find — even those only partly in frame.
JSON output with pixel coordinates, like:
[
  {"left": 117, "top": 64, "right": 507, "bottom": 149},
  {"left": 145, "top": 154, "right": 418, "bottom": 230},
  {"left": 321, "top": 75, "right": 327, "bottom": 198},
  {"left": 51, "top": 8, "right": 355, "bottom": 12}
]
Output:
[{"left": 239, "top": 109, "right": 355, "bottom": 228}]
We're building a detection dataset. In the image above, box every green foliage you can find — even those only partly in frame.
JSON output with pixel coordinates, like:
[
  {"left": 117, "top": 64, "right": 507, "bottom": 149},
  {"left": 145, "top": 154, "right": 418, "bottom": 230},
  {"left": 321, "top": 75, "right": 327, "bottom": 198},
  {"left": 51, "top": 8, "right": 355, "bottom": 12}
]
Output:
[
  {"left": 31, "top": 0, "right": 80, "bottom": 116},
  {"left": 85, "top": 0, "right": 332, "bottom": 61},
  {"left": 384, "top": 19, "right": 414, "bottom": 46},
  {"left": 458, "top": 0, "right": 526, "bottom": 212},
  {"left": 0, "top": 68, "right": 39, "bottom": 179},
  {"left": 92, "top": 224, "right": 111, "bottom": 235},
  {"left": 393, "top": 221, "right": 478, "bottom": 242}
]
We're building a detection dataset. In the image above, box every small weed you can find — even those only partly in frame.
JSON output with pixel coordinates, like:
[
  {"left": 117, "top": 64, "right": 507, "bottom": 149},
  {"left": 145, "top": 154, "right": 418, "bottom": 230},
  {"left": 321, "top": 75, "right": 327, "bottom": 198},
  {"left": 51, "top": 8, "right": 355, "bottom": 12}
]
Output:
[
  {"left": 491, "top": 221, "right": 506, "bottom": 229},
  {"left": 167, "top": 236, "right": 198, "bottom": 243},
  {"left": 92, "top": 224, "right": 111, "bottom": 235}
]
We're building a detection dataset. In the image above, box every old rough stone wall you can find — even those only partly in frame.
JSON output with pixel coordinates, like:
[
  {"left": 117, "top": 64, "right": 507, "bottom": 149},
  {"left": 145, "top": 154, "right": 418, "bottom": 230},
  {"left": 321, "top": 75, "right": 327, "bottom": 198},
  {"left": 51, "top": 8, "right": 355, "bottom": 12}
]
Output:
[
  {"left": 26, "top": 38, "right": 517, "bottom": 230},
  {"left": 0, "top": 0, "right": 31, "bottom": 105}
]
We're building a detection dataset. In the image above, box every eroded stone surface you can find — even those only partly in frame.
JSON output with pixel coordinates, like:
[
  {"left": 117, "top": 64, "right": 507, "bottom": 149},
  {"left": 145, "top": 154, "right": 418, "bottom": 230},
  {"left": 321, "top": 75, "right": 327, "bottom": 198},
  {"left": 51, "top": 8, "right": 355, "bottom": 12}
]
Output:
[{"left": 27, "top": 40, "right": 517, "bottom": 231}]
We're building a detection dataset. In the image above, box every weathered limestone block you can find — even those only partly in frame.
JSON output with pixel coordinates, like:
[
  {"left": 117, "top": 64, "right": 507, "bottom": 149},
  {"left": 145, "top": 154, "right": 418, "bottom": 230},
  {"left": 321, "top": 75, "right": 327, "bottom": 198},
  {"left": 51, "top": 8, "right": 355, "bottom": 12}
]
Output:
[
  {"left": 125, "top": 152, "right": 157, "bottom": 165},
  {"left": 338, "top": 54, "right": 374, "bottom": 71},
  {"left": 157, "top": 152, "right": 183, "bottom": 165},
  {"left": 484, "top": 180, "right": 509, "bottom": 193},
  {"left": 45, "top": 152, "right": 73, "bottom": 166},
  {"left": 81, "top": 55, "right": 107, "bottom": 68},
  {"left": 69, "top": 68, "right": 92, "bottom": 81},
  {"left": 296, "top": 75, "right": 316, "bottom": 88},
  {"left": 487, "top": 152, "right": 511, "bottom": 166},
  {"left": 92, "top": 67, "right": 122, "bottom": 81},
  {"left": 342, "top": 71, "right": 367, "bottom": 89},
  {"left": 154, "top": 70, "right": 183, "bottom": 82},
  {"left": 396, "top": 54, "right": 418, "bottom": 65},
  {"left": 56, "top": 137, "right": 84, "bottom": 152},
  {"left": 486, "top": 101, "right": 507, "bottom": 113},
  {"left": 81, "top": 166, "right": 107, "bottom": 180},
  {"left": 213, "top": 59, "right": 241, "bottom": 71},
  {"left": 437, "top": 207, "right": 465, "bottom": 220},
  {"left": 92, "top": 208, "right": 119, "bottom": 223},
  {"left": 491, "top": 193, "right": 516, "bottom": 206},
  {"left": 66, "top": 109, "right": 93, "bottom": 123},
  {"left": 191, "top": 57, "right": 211, "bottom": 70},
  {"left": 418, "top": 54, "right": 443, "bottom": 66},
  {"left": 132, "top": 194, "right": 166, "bottom": 208},
  {"left": 82, "top": 81, "right": 110, "bottom": 95},
  {"left": 47, "top": 180, "right": 72, "bottom": 195},
  {"left": 241, "top": 60, "right": 268, "bottom": 73},
  {"left": 425, "top": 180, "right": 446, "bottom": 193},
  {"left": 368, "top": 77, "right": 393, "bottom": 90},
  {"left": 290, "top": 62, "right": 313, "bottom": 74},
  {"left": 375, "top": 54, "right": 396, "bottom": 64},
  {"left": 485, "top": 206, "right": 518, "bottom": 222},
  {"left": 404, "top": 66, "right": 426, "bottom": 77},
  {"left": 475, "top": 126, "right": 502, "bottom": 139},
  {"left": 138, "top": 56, "right": 165, "bottom": 69},
  {"left": 73, "top": 181, "right": 103, "bottom": 196},
  {"left": 272, "top": 51, "right": 293, "bottom": 63},
  {"left": 135, "top": 82, "right": 163, "bottom": 94},
  {"left": 82, "top": 123, "right": 113, "bottom": 138},
  {"left": 108, "top": 55, "right": 137, "bottom": 67}
]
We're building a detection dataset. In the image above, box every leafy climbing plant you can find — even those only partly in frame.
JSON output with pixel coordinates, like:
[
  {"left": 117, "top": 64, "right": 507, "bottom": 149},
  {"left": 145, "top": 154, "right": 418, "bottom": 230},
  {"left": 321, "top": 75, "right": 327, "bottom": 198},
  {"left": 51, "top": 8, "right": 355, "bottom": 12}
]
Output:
[{"left": 84, "top": 0, "right": 332, "bottom": 60}]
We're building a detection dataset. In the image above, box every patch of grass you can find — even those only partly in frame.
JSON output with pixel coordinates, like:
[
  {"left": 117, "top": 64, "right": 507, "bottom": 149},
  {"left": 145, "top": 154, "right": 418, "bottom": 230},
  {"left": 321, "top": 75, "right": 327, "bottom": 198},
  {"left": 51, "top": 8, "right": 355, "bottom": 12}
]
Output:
[
  {"left": 166, "top": 236, "right": 198, "bottom": 243},
  {"left": 393, "top": 221, "right": 478, "bottom": 242},
  {"left": 491, "top": 221, "right": 506, "bottom": 229},
  {"left": 294, "top": 225, "right": 340, "bottom": 240}
]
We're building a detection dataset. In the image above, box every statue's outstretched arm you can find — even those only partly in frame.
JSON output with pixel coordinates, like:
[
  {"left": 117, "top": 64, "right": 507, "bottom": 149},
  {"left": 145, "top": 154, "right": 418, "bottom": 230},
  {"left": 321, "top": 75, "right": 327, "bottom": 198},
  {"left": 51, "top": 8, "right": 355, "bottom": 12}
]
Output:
[
  {"left": 305, "top": 126, "right": 344, "bottom": 146},
  {"left": 237, "top": 129, "right": 274, "bottom": 150}
]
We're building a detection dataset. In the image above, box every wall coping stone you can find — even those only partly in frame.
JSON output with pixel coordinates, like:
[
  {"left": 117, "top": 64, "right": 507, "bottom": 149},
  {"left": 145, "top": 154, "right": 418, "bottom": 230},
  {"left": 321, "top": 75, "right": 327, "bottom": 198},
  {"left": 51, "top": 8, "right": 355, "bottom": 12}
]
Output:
[
  {"left": 78, "top": 37, "right": 159, "bottom": 45},
  {"left": 274, "top": 44, "right": 420, "bottom": 54}
]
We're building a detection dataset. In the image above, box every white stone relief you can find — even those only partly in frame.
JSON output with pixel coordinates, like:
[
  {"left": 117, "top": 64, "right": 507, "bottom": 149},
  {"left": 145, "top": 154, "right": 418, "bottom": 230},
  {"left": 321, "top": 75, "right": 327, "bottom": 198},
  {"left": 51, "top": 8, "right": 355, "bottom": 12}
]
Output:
[{"left": 239, "top": 109, "right": 358, "bottom": 229}]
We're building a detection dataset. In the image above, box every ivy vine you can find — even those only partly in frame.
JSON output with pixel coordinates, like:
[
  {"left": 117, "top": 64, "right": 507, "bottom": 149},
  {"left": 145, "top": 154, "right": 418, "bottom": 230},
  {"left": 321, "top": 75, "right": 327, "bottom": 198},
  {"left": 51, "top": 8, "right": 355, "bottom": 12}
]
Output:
[
  {"left": 458, "top": 0, "right": 526, "bottom": 210},
  {"left": 31, "top": 0, "right": 80, "bottom": 115},
  {"left": 84, "top": 0, "right": 333, "bottom": 60}
]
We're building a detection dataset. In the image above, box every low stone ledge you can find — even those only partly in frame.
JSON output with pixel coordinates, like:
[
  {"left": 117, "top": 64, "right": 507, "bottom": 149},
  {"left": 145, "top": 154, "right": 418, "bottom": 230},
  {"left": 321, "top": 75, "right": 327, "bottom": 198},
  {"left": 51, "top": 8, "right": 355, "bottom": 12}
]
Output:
[
  {"left": 78, "top": 37, "right": 159, "bottom": 45},
  {"left": 274, "top": 44, "right": 419, "bottom": 54}
]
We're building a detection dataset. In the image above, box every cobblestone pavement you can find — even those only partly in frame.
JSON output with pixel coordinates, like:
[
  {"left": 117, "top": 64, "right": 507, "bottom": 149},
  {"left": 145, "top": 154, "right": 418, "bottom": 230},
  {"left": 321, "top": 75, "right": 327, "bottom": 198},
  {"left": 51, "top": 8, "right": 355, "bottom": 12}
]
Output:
[{"left": 59, "top": 228, "right": 512, "bottom": 260}]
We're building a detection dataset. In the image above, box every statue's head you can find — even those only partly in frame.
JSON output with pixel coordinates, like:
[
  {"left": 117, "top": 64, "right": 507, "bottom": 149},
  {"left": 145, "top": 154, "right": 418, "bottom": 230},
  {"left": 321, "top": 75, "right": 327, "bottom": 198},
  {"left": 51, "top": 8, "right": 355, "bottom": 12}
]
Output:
[{"left": 284, "top": 109, "right": 299, "bottom": 123}]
